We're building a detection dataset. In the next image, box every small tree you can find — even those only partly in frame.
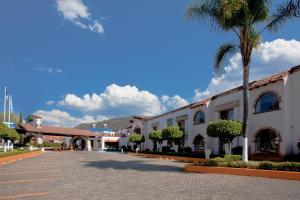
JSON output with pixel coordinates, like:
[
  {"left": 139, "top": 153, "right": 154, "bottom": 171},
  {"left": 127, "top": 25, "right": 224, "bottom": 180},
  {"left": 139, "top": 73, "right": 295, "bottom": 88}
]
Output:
[
  {"left": 162, "top": 126, "right": 184, "bottom": 151},
  {"left": 149, "top": 130, "right": 162, "bottom": 152},
  {"left": 0, "top": 123, "right": 9, "bottom": 141},
  {"left": 207, "top": 120, "right": 242, "bottom": 154},
  {"left": 0, "top": 123, "right": 20, "bottom": 142},
  {"left": 129, "top": 133, "right": 145, "bottom": 150}
]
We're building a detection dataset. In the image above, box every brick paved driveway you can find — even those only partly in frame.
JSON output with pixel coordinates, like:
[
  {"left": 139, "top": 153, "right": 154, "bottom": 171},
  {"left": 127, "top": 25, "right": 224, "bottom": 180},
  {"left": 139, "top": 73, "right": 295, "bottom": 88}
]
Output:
[{"left": 0, "top": 151, "right": 300, "bottom": 200}]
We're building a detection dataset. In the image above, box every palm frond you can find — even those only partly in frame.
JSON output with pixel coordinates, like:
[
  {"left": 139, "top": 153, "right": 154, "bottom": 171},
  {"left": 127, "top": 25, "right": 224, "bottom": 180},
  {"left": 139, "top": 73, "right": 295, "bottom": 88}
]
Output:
[
  {"left": 249, "top": 27, "right": 261, "bottom": 48},
  {"left": 267, "top": 0, "right": 300, "bottom": 31},
  {"left": 186, "top": 0, "right": 222, "bottom": 29},
  {"left": 248, "top": 0, "right": 270, "bottom": 22},
  {"left": 215, "top": 43, "right": 238, "bottom": 69}
]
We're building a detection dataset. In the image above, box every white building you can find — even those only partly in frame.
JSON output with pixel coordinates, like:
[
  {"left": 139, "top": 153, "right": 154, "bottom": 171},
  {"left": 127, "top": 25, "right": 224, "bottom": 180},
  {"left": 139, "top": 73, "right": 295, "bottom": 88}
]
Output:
[{"left": 130, "top": 65, "right": 300, "bottom": 160}]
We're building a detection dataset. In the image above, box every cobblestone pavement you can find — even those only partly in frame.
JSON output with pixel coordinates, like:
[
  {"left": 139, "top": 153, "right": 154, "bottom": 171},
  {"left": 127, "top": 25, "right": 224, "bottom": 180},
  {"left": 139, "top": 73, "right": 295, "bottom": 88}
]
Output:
[{"left": 0, "top": 151, "right": 300, "bottom": 200}]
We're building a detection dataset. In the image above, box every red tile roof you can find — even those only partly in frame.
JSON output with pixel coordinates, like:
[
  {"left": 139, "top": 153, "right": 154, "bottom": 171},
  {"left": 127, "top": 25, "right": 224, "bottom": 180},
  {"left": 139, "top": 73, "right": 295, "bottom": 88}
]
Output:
[
  {"left": 190, "top": 98, "right": 211, "bottom": 108},
  {"left": 249, "top": 71, "right": 289, "bottom": 90},
  {"left": 21, "top": 124, "right": 98, "bottom": 137}
]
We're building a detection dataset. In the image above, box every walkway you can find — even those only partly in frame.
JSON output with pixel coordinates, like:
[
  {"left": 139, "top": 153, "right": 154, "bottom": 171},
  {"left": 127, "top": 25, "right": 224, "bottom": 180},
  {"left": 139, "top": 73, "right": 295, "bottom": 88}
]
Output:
[{"left": 0, "top": 152, "right": 299, "bottom": 199}]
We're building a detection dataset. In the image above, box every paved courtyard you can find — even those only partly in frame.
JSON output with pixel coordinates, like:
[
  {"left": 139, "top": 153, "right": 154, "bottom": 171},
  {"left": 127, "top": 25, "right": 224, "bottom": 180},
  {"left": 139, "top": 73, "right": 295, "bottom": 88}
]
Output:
[{"left": 0, "top": 152, "right": 300, "bottom": 200}]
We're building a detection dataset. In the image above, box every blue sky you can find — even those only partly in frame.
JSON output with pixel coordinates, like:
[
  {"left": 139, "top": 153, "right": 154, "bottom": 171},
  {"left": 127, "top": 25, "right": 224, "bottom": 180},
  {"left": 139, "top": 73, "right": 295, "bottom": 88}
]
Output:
[{"left": 1, "top": 0, "right": 300, "bottom": 127}]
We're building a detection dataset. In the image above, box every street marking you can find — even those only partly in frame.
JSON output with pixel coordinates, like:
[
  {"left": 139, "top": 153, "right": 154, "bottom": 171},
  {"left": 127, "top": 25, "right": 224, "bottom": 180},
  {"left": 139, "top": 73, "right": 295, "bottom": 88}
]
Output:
[
  {"left": 0, "top": 177, "right": 60, "bottom": 184},
  {"left": 0, "top": 170, "right": 60, "bottom": 175},
  {"left": 0, "top": 192, "right": 49, "bottom": 199}
]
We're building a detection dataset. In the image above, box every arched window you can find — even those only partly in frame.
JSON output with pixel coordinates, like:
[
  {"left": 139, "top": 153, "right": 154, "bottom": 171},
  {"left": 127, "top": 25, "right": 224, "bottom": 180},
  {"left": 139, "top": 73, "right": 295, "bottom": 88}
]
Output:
[
  {"left": 133, "top": 127, "right": 141, "bottom": 134},
  {"left": 194, "top": 111, "right": 205, "bottom": 125},
  {"left": 255, "top": 129, "right": 281, "bottom": 154},
  {"left": 255, "top": 92, "right": 280, "bottom": 113},
  {"left": 193, "top": 135, "right": 205, "bottom": 151}
]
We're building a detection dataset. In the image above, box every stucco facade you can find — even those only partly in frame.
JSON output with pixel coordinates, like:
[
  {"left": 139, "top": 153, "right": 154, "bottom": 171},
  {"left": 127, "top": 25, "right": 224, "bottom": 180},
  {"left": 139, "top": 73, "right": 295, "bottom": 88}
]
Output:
[{"left": 130, "top": 65, "right": 300, "bottom": 158}]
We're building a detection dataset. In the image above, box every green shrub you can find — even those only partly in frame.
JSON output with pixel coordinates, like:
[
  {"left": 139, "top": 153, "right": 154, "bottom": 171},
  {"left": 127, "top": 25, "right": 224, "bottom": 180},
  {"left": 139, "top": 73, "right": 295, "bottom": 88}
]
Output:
[
  {"left": 162, "top": 126, "right": 183, "bottom": 144},
  {"left": 212, "top": 157, "right": 225, "bottom": 163},
  {"left": 202, "top": 159, "right": 219, "bottom": 166},
  {"left": 224, "top": 161, "right": 248, "bottom": 168},
  {"left": 275, "top": 162, "right": 300, "bottom": 172},
  {"left": 207, "top": 120, "right": 242, "bottom": 144},
  {"left": 129, "top": 134, "right": 145, "bottom": 146},
  {"left": 224, "top": 155, "right": 241, "bottom": 162},
  {"left": 258, "top": 161, "right": 276, "bottom": 170},
  {"left": 38, "top": 142, "right": 62, "bottom": 148}
]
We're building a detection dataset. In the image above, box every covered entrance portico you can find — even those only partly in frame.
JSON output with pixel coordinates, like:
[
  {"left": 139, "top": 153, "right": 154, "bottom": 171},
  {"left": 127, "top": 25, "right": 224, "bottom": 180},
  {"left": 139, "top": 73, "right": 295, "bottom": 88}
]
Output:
[
  {"left": 91, "top": 135, "right": 122, "bottom": 151},
  {"left": 20, "top": 124, "right": 97, "bottom": 151}
]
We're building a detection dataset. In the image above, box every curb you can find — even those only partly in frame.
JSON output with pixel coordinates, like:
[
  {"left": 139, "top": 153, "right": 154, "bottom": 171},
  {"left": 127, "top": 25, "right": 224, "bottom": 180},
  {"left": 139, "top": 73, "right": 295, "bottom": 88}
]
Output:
[
  {"left": 184, "top": 164, "right": 300, "bottom": 181},
  {"left": 0, "top": 151, "right": 43, "bottom": 165}
]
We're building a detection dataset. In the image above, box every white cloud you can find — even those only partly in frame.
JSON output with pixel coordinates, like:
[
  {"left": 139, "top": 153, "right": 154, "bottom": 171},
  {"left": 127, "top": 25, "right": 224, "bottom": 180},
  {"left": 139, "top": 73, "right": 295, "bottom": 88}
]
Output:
[
  {"left": 57, "top": 84, "right": 189, "bottom": 116},
  {"left": 46, "top": 100, "right": 55, "bottom": 106},
  {"left": 88, "top": 20, "right": 104, "bottom": 34},
  {"left": 35, "top": 66, "right": 62, "bottom": 74},
  {"left": 56, "top": 0, "right": 104, "bottom": 34},
  {"left": 194, "top": 39, "right": 300, "bottom": 101},
  {"left": 161, "top": 95, "right": 189, "bottom": 110},
  {"left": 58, "top": 84, "right": 162, "bottom": 116},
  {"left": 34, "top": 109, "right": 108, "bottom": 127}
]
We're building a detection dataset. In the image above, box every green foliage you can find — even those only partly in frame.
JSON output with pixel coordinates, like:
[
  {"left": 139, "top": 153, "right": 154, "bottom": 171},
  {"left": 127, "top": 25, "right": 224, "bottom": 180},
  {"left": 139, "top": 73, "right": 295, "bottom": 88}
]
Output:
[
  {"left": 140, "top": 151, "right": 205, "bottom": 158},
  {"left": 129, "top": 134, "right": 145, "bottom": 144},
  {"left": 38, "top": 142, "right": 62, "bottom": 148},
  {"left": 224, "top": 154, "right": 242, "bottom": 162},
  {"left": 201, "top": 159, "right": 300, "bottom": 172},
  {"left": 161, "top": 126, "right": 184, "bottom": 143},
  {"left": 149, "top": 131, "right": 163, "bottom": 142},
  {"left": 207, "top": 120, "right": 242, "bottom": 144},
  {"left": 19, "top": 112, "right": 23, "bottom": 124},
  {"left": 224, "top": 161, "right": 248, "bottom": 168},
  {"left": 25, "top": 115, "right": 34, "bottom": 123},
  {"left": 0, "top": 123, "right": 20, "bottom": 142},
  {"left": 258, "top": 161, "right": 275, "bottom": 170},
  {"left": 202, "top": 159, "right": 219, "bottom": 166},
  {"left": 215, "top": 43, "right": 238, "bottom": 69}
]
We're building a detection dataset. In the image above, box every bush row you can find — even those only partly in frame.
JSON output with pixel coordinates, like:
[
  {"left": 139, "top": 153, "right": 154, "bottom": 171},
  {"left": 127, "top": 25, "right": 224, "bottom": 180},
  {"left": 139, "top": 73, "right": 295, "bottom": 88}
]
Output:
[
  {"left": 139, "top": 151, "right": 205, "bottom": 158},
  {"left": 200, "top": 158, "right": 300, "bottom": 172}
]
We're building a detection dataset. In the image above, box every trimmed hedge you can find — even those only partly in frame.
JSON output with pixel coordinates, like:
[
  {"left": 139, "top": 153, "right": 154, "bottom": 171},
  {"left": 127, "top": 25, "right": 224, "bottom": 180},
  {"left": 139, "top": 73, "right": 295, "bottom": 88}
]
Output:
[
  {"left": 200, "top": 158, "right": 300, "bottom": 172},
  {"left": 139, "top": 151, "right": 205, "bottom": 158}
]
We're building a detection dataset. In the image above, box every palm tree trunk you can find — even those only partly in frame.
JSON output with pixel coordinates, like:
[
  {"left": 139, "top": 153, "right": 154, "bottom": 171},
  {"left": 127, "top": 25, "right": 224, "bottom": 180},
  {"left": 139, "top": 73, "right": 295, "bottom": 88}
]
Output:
[{"left": 242, "top": 54, "right": 250, "bottom": 162}]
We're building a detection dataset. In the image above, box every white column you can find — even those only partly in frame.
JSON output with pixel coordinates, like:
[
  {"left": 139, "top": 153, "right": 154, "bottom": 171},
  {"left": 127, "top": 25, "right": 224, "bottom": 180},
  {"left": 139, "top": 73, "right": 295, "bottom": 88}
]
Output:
[
  {"left": 101, "top": 138, "right": 105, "bottom": 151},
  {"left": 86, "top": 138, "right": 92, "bottom": 151}
]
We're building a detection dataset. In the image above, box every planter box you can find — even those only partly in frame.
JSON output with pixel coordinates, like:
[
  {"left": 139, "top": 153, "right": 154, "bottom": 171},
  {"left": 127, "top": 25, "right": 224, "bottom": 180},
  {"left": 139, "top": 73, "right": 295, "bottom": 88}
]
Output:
[
  {"left": 0, "top": 151, "right": 43, "bottom": 165},
  {"left": 132, "top": 153, "right": 207, "bottom": 163},
  {"left": 184, "top": 164, "right": 300, "bottom": 181}
]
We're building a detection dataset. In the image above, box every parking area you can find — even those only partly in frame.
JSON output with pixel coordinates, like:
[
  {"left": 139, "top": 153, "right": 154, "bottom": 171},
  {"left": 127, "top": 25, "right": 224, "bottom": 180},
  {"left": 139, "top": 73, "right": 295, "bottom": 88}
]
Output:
[{"left": 0, "top": 151, "right": 300, "bottom": 200}]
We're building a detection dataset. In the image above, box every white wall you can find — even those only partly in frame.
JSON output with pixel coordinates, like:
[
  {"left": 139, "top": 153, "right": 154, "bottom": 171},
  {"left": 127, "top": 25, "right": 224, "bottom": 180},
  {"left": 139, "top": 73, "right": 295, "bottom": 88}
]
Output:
[
  {"left": 131, "top": 69, "right": 300, "bottom": 156},
  {"left": 290, "top": 70, "right": 300, "bottom": 155}
]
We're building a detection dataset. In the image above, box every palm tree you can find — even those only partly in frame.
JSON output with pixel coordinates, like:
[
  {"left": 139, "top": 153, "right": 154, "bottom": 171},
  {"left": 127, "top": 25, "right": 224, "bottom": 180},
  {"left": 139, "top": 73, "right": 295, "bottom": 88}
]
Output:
[{"left": 186, "top": 0, "right": 300, "bottom": 162}]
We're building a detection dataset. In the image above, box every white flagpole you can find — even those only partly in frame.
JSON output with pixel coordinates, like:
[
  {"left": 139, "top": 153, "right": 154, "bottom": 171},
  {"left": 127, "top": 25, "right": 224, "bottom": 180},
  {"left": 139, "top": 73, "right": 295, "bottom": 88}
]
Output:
[
  {"left": 3, "top": 86, "right": 7, "bottom": 123},
  {"left": 8, "top": 95, "right": 11, "bottom": 124}
]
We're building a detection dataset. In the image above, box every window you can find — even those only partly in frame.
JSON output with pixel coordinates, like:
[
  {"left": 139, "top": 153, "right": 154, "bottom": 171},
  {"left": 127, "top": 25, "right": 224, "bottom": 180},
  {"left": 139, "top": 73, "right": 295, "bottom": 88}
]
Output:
[
  {"left": 177, "top": 120, "right": 187, "bottom": 140},
  {"left": 193, "top": 135, "right": 205, "bottom": 151},
  {"left": 255, "top": 92, "right": 280, "bottom": 113},
  {"left": 194, "top": 111, "right": 205, "bottom": 125},
  {"left": 220, "top": 109, "right": 234, "bottom": 120},
  {"left": 133, "top": 127, "right": 141, "bottom": 134},
  {"left": 255, "top": 129, "right": 281, "bottom": 154},
  {"left": 167, "top": 118, "right": 173, "bottom": 127}
]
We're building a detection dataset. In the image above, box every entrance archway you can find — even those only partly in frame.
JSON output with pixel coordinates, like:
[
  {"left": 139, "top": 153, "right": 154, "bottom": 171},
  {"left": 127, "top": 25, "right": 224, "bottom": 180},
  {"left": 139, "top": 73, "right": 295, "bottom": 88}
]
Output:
[
  {"left": 255, "top": 129, "right": 281, "bottom": 154},
  {"left": 193, "top": 135, "right": 205, "bottom": 152},
  {"left": 72, "top": 137, "right": 86, "bottom": 151}
]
